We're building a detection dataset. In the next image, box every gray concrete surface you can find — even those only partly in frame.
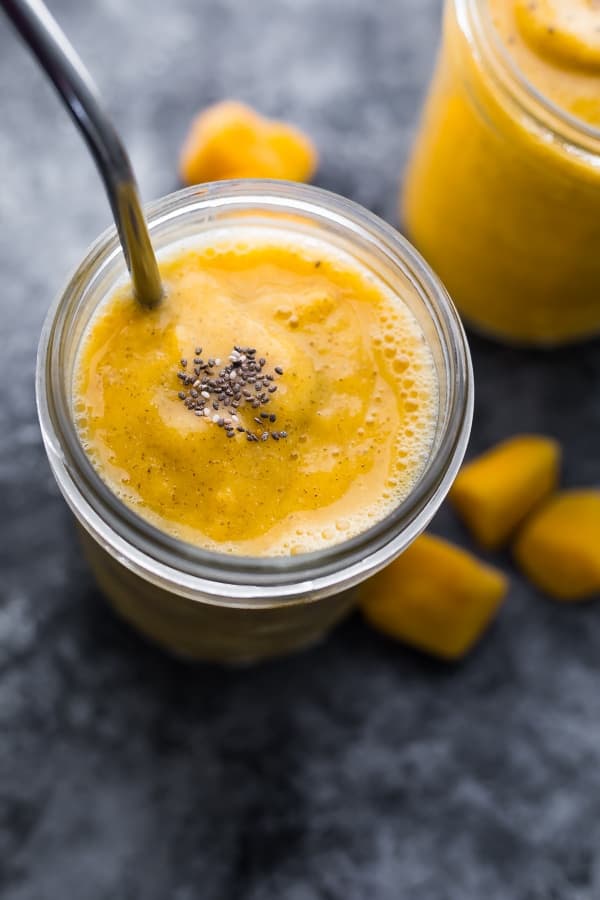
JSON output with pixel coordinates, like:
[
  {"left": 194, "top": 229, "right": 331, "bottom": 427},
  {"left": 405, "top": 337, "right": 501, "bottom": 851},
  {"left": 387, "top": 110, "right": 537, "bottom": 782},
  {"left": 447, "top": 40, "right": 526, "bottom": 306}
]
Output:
[{"left": 1, "top": 1, "right": 600, "bottom": 897}]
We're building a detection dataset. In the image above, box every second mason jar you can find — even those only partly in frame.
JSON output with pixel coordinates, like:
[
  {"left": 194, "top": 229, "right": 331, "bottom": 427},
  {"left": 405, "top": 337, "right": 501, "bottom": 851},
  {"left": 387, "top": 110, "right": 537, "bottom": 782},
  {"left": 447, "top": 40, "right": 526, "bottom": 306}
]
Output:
[{"left": 402, "top": 0, "right": 600, "bottom": 346}]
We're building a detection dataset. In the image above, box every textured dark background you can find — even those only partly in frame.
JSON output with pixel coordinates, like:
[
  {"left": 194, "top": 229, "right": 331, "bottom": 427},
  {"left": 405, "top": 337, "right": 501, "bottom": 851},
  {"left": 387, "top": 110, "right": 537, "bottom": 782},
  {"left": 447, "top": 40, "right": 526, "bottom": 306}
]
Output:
[{"left": 2, "top": 1, "right": 600, "bottom": 898}]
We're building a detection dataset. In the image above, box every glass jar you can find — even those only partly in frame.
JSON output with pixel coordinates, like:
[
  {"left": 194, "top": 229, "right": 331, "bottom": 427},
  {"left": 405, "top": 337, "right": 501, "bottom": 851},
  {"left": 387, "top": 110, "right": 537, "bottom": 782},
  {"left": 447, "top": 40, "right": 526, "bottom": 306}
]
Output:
[
  {"left": 37, "top": 181, "right": 472, "bottom": 663},
  {"left": 402, "top": 0, "right": 600, "bottom": 346}
]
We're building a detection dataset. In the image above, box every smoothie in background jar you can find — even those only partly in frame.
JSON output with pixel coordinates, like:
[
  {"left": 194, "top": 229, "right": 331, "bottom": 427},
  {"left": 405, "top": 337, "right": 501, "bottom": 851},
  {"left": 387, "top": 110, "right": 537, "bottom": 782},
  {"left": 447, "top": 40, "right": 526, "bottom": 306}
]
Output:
[
  {"left": 37, "top": 183, "right": 472, "bottom": 662},
  {"left": 402, "top": 0, "right": 600, "bottom": 346}
]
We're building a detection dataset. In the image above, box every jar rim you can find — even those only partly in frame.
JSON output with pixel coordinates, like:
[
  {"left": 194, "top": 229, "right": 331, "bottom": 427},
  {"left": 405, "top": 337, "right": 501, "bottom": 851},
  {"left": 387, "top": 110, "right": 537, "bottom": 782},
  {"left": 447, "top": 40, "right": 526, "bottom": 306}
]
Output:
[
  {"left": 457, "top": 0, "right": 600, "bottom": 153},
  {"left": 37, "top": 180, "right": 473, "bottom": 606}
]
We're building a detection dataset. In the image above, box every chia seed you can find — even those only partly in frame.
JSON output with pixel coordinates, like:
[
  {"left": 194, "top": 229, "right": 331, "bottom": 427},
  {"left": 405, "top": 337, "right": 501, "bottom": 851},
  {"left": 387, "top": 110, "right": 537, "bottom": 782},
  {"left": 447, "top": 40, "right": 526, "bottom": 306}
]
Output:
[{"left": 176, "top": 343, "right": 288, "bottom": 442}]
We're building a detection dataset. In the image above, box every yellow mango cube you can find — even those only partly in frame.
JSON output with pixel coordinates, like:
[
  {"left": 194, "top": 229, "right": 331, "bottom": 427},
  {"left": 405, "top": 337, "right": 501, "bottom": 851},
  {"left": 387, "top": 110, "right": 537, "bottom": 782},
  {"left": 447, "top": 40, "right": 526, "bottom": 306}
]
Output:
[
  {"left": 514, "top": 490, "right": 600, "bottom": 600},
  {"left": 359, "top": 534, "right": 508, "bottom": 660},
  {"left": 179, "top": 101, "right": 317, "bottom": 185},
  {"left": 449, "top": 435, "right": 561, "bottom": 550}
]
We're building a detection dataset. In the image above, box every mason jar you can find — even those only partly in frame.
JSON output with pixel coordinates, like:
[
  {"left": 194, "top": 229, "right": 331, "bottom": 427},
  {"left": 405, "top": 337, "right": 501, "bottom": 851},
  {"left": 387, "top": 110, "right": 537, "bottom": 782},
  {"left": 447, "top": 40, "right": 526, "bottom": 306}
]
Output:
[
  {"left": 402, "top": 0, "right": 600, "bottom": 346},
  {"left": 37, "top": 181, "right": 472, "bottom": 663}
]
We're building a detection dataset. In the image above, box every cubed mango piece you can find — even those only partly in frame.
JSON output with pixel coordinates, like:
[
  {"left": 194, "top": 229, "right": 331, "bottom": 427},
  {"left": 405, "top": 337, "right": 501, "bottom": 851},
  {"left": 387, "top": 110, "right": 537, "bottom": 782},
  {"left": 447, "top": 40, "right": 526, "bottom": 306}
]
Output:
[
  {"left": 359, "top": 534, "right": 508, "bottom": 660},
  {"left": 514, "top": 490, "right": 600, "bottom": 600},
  {"left": 179, "top": 100, "right": 317, "bottom": 185},
  {"left": 449, "top": 435, "right": 561, "bottom": 550}
]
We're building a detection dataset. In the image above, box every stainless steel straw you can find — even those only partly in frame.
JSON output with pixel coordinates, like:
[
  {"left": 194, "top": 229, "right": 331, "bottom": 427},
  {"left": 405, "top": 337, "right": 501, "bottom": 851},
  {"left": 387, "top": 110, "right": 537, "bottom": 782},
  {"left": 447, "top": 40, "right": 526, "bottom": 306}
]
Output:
[{"left": 1, "top": 0, "right": 163, "bottom": 307}]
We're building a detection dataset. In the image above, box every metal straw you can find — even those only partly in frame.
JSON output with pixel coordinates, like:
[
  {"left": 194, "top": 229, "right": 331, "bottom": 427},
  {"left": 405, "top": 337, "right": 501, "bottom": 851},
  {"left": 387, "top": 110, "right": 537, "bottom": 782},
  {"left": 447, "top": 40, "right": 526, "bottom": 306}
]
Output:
[{"left": 1, "top": 0, "right": 163, "bottom": 307}]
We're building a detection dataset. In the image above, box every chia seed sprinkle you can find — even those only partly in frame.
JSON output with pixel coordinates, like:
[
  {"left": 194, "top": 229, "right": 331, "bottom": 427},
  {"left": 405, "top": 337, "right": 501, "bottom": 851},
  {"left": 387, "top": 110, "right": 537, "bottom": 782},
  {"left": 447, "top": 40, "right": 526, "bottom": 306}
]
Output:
[{"left": 175, "top": 344, "right": 287, "bottom": 443}]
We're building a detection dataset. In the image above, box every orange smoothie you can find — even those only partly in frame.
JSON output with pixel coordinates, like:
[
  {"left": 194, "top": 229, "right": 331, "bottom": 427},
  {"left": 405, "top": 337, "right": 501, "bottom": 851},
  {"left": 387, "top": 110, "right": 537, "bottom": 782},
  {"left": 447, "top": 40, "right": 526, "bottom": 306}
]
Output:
[
  {"left": 402, "top": 0, "right": 600, "bottom": 345},
  {"left": 73, "top": 229, "right": 438, "bottom": 557},
  {"left": 499, "top": 1, "right": 600, "bottom": 124}
]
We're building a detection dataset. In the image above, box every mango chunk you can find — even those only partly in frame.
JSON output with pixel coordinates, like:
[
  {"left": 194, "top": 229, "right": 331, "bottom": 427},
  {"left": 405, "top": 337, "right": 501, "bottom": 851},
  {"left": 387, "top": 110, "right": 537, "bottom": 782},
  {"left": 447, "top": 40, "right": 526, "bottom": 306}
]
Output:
[
  {"left": 449, "top": 435, "right": 561, "bottom": 550},
  {"left": 514, "top": 490, "right": 600, "bottom": 600},
  {"left": 179, "top": 101, "right": 318, "bottom": 185},
  {"left": 359, "top": 534, "right": 508, "bottom": 660}
]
